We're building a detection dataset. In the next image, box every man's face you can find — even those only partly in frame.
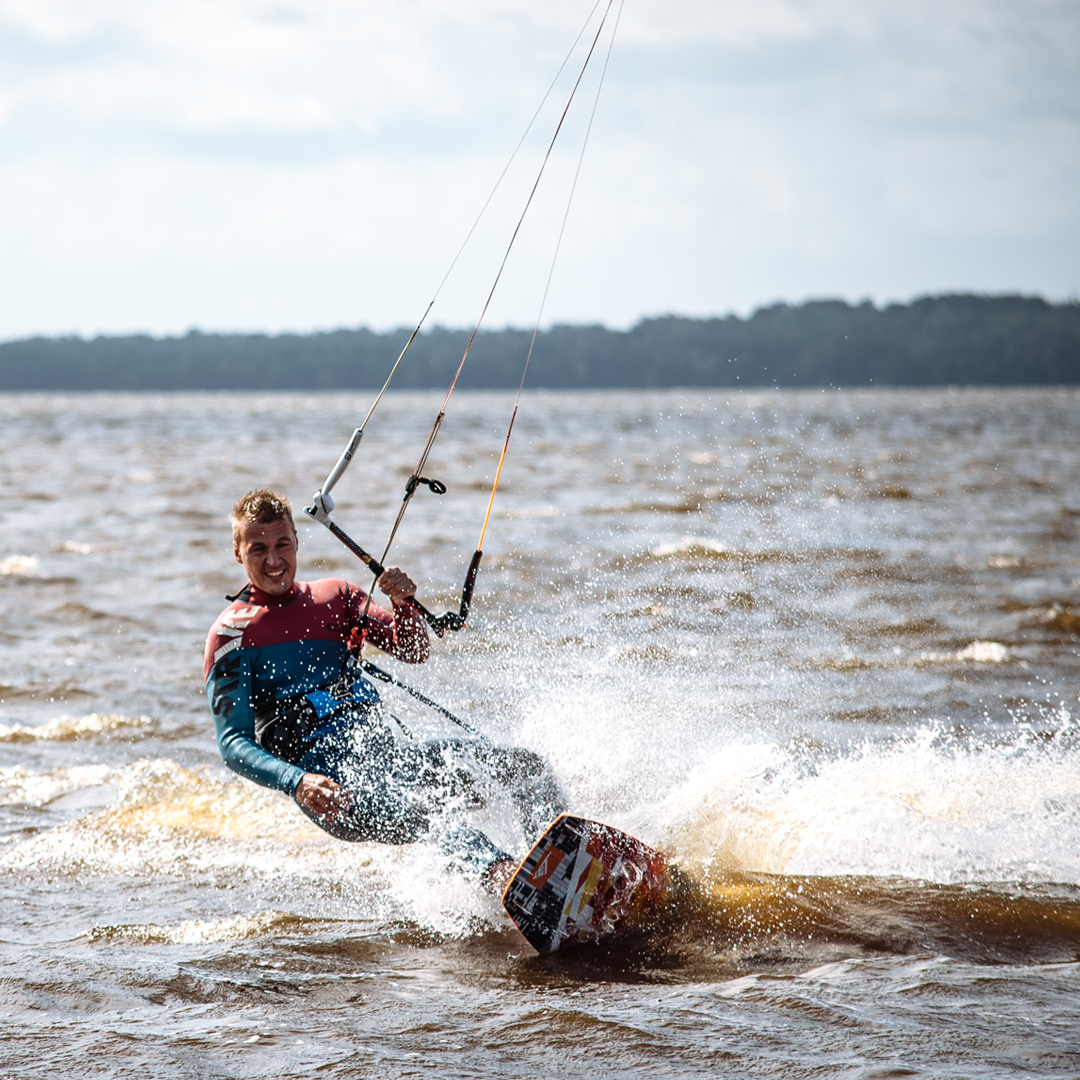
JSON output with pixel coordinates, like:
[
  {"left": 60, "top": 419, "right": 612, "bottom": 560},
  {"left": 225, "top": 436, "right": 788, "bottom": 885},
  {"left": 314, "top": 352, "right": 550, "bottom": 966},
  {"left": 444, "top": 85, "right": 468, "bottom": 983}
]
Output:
[{"left": 234, "top": 518, "right": 298, "bottom": 596}]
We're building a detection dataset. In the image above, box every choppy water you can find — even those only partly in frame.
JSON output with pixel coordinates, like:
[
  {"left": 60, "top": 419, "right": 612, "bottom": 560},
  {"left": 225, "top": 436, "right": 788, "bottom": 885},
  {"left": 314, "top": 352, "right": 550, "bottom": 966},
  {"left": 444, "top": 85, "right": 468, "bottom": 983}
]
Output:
[{"left": 1, "top": 387, "right": 1079, "bottom": 1077}]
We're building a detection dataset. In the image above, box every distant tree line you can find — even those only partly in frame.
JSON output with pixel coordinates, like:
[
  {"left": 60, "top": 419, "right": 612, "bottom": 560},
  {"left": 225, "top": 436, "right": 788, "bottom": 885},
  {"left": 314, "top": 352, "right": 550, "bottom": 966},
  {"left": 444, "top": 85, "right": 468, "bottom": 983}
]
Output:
[{"left": 1, "top": 294, "right": 1077, "bottom": 391}]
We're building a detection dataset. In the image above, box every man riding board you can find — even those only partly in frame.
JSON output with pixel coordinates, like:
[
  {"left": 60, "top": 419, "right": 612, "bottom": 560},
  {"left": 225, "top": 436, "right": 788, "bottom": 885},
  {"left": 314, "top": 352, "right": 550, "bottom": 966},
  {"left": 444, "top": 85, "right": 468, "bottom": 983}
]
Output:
[{"left": 204, "top": 488, "right": 561, "bottom": 884}]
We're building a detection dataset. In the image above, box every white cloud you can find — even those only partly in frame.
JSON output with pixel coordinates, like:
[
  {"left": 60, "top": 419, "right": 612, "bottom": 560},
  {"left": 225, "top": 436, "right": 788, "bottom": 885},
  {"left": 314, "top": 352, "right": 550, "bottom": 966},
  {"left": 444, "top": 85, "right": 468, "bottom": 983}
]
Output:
[{"left": 0, "top": 0, "right": 1077, "bottom": 338}]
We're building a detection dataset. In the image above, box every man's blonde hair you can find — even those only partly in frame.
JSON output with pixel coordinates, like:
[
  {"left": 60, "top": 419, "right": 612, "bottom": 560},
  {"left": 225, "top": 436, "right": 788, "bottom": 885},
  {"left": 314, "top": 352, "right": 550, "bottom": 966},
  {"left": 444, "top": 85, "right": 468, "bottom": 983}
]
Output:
[{"left": 231, "top": 489, "right": 296, "bottom": 545}]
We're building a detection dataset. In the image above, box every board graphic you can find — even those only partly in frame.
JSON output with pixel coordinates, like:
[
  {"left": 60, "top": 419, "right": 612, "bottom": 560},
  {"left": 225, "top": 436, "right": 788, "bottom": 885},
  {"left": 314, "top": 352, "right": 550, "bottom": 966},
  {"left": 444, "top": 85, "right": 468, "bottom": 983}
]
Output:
[{"left": 502, "top": 814, "right": 675, "bottom": 953}]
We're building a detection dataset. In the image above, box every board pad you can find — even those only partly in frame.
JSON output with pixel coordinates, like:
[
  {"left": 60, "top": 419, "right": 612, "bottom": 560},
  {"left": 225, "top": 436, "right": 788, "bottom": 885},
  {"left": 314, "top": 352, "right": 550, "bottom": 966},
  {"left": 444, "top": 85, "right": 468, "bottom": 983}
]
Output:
[{"left": 502, "top": 814, "right": 674, "bottom": 953}]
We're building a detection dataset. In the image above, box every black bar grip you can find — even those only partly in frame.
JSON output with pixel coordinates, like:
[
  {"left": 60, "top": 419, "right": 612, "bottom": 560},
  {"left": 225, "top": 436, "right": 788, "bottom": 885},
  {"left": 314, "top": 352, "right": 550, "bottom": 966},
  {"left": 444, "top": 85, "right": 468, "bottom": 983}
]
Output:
[
  {"left": 407, "top": 596, "right": 445, "bottom": 634},
  {"left": 458, "top": 549, "right": 483, "bottom": 625},
  {"left": 405, "top": 550, "right": 483, "bottom": 637},
  {"left": 321, "top": 518, "right": 479, "bottom": 639},
  {"left": 327, "top": 520, "right": 385, "bottom": 577}
]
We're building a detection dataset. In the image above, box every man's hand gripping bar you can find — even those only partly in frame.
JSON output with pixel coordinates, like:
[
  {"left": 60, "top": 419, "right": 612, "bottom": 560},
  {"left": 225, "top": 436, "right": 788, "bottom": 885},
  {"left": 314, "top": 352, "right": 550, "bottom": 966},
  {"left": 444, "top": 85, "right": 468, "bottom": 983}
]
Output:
[
  {"left": 306, "top": 428, "right": 480, "bottom": 636},
  {"left": 303, "top": 503, "right": 481, "bottom": 638}
]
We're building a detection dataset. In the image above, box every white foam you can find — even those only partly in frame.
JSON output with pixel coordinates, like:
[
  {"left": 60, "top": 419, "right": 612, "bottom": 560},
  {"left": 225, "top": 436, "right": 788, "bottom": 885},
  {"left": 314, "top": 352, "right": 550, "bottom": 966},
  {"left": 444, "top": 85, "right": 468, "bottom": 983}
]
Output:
[
  {"left": 0, "top": 764, "right": 118, "bottom": 807},
  {"left": 386, "top": 843, "right": 507, "bottom": 936},
  {"left": 504, "top": 507, "right": 562, "bottom": 519},
  {"left": 956, "top": 640, "right": 1009, "bottom": 663},
  {"left": 659, "top": 725, "right": 1080, "bottom": 886},
  {"left": 651, "top": 538, "right": 734, "bottom": 558},
  {"left": 90, "top": 910, "right": 302, "bottom": 945},
  {"left": 914, "top": 641, "right": 1011, "bottom": 665},
  {"left": 55, "top": 541, "right": 96, "bottom": 554},
  {"left": 0, "top": 713, "right": 152, "bottom": 744},
  {"left": 0, "top": 757, "right": 496, "bottom": 931},
  {"left": 0, "top": 554, "right": 39, "bottom": 576}
]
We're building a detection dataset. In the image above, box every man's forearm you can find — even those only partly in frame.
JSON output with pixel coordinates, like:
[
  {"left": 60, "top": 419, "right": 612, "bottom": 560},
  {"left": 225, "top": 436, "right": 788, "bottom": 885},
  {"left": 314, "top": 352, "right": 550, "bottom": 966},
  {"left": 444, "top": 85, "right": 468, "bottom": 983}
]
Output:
[
  {"left": 389, "top": 599, "right": 430, "bottom": 663},
  {"left": 214, "top": 714, "right": 307, "bottom": 794}
]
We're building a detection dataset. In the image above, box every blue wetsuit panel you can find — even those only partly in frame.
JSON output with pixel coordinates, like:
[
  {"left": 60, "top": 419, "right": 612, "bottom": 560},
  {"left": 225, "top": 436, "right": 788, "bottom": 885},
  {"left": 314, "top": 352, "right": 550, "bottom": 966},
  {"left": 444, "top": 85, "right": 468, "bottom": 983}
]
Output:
[{"left": 206, "top": 637, "right": 377, "bottom": 795}]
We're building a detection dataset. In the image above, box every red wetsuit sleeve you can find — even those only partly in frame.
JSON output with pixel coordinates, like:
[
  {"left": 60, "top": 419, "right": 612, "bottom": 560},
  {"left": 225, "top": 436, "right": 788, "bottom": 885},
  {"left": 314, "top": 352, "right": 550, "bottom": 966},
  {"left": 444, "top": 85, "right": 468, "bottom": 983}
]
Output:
[{"left": 351, "top": 587, "right": 430, "bottom": 663}]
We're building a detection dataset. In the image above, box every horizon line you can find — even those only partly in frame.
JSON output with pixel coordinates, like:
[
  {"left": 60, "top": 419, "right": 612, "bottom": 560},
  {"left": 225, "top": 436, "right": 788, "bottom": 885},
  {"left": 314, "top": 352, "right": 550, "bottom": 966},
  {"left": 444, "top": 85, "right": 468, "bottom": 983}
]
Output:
[{"left": 3, "top": 290, "right": 1073, "bottom": 348}]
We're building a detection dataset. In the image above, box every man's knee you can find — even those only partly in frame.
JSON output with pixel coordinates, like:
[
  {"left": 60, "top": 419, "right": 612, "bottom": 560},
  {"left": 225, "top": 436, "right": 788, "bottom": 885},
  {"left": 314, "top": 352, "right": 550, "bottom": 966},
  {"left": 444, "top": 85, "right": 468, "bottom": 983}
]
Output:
[{"left": 296, "top": 795, "right": 428, "bottom": 844}]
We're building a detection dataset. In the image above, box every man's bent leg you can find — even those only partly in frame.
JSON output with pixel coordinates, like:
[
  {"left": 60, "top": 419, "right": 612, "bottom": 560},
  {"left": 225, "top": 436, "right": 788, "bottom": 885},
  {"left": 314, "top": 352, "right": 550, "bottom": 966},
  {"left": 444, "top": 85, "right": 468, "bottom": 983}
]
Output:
[
  {"left": 295, "top": 725, "right": 430, "bottom": 844},
  {"left": 413, "top": 739, "right": 567, "bottom": 839},
  {"left": 293, "top": 724, "right": 514, "bottom": 874},
  {"left": 431, "top": 819, "right": 513, "bottom": 876}
]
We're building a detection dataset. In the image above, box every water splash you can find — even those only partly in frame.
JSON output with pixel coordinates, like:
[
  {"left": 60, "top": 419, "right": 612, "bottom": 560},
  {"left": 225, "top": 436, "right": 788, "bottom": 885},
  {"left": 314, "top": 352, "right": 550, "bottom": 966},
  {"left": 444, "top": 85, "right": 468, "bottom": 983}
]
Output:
[{"left": 659, "top": 726, "right": 1080, "bottom": 886}]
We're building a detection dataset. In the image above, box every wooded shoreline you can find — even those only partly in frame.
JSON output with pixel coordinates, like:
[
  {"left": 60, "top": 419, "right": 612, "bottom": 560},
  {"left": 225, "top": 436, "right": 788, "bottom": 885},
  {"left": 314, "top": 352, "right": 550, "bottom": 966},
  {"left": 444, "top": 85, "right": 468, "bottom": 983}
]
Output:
[{"left": 2, "top": 294, "right": 1077, "bottom": 390}]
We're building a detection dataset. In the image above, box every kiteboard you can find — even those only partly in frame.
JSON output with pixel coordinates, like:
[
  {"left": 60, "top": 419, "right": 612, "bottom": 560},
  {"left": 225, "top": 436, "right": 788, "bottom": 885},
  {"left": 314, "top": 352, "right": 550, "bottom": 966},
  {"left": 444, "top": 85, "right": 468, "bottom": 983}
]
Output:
[{"left": 502, "top": 814, "right": 677, "bottom": 954}]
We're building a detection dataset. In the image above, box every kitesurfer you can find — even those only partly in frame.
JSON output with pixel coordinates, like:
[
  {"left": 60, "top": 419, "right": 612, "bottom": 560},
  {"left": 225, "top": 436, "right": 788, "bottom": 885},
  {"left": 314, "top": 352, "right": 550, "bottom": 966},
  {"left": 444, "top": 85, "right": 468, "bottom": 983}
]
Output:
[{"left": 204, "top": 488, "right": 562, "bottom": 885}]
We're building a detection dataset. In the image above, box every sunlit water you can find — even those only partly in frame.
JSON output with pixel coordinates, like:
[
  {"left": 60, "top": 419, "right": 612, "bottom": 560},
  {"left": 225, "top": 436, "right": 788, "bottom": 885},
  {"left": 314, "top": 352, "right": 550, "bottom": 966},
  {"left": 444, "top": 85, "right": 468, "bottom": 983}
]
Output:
[{"left": 1, "top": 388, "right": 1079, "bottom": 1077}]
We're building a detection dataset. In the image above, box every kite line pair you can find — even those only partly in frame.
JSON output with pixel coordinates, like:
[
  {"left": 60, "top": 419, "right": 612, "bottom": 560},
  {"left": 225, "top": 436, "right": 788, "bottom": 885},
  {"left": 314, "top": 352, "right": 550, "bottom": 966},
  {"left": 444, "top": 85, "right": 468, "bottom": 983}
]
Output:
[{"left": 305, "top": 0, "right": 624, "bottom": 674}]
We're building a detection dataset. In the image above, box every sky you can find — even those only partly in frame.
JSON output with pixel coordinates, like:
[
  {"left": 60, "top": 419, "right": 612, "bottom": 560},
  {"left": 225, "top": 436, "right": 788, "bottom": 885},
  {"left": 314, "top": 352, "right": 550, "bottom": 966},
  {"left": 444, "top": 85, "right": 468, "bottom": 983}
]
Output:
[{"left": 1, "top": 0, "right": 1078, "bottom": 340}]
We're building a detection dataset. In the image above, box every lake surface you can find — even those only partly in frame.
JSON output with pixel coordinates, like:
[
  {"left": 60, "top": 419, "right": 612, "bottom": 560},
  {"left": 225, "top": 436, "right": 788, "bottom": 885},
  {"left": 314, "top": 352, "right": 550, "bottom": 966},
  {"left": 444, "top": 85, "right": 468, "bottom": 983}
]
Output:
[{"left": 1, "top": 387, "right": 1079, "bottom": 1077}]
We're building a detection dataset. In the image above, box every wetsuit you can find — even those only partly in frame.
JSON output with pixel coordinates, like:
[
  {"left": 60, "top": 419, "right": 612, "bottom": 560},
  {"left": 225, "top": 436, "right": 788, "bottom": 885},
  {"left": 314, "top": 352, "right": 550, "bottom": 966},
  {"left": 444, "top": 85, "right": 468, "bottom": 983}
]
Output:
[{"left": 204, "top": 578, "right": 522, "bottom": 871}]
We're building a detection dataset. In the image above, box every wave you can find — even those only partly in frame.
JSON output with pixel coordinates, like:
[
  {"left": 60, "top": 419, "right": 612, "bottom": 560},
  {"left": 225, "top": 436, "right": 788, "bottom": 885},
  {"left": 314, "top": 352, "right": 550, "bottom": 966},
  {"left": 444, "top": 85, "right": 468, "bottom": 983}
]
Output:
[
  {"left": 627, "top": 871, "right": 1080, "bottom": 968},
  {"left": 54, "top": 541, "right": 98, "bottom": 554},
  {"left": 0, "top": 553, "right": 77, "bottom": 584},
  {"left": 651, "top": 538, "right": 739, "bottom": 558},
  {"left": 0, "top": 757, "right": 499, "bottom": 936},
  {"left": 939, "top": 640, "right": 1009, "bottom": 663},
  {"left": 12, "top": 759, "right": 345, "bottom": 862},
  {"left": 588, "top": 498, "right": 708, "bottom": 515},
  {"left": 504, "top": 506, "right": 562, "bottom": 519},
  {"left": 1030, "top": 602, "right": 1080, "bottom": 635},
  {"left": 87, "top": 910, "right": 313, "bottom": 945},
  {"left": 802, "top": 640, "right": 1012, "bottom": 672},
  {"left": 0, "top": 759, "right": 330, "bottom": 870},
  {"left": 0, "top": 554, "right": 39, "bottom": 576},
  {"left": 654, "top": 727, "right": 1080, "bottom": 887},
  {"left": 4, "top": 721, "right": 1079, "bottom": 960},
  {"left": 516, "top": 720, "right": 1080, "bottom": 966},
  {"left": 0, "top": 764, "right": 117, "bottom": 807},
  {"left": 632, "top": 538, "right": 886, "bottom": 566},
  {"left": 0, "top": 712, "right": 153, "bottom": 743}
]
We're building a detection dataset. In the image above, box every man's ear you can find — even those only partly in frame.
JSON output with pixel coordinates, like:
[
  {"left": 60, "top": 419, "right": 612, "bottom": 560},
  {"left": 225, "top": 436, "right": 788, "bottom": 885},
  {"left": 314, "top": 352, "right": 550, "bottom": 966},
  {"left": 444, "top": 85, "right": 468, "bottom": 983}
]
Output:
[{"left": 234, "top": 545, "right": 243, "bottom": 564}]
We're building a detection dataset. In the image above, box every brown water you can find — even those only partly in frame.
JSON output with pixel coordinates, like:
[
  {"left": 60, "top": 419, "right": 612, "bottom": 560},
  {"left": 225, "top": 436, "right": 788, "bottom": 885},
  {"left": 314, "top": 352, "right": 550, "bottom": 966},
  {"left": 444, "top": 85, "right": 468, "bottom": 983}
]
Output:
[{"left": 1, "top": 388, "right": 1079, "bottom": 1077}]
